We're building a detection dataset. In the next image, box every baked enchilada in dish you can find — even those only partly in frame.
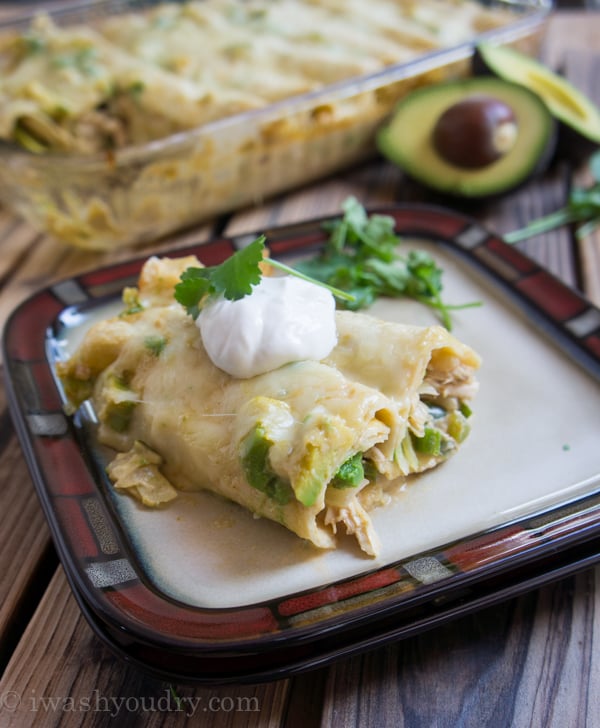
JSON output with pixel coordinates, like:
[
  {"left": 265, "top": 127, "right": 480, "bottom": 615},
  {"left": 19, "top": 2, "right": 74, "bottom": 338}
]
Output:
[
  {"left": 57, "top": 256, "right": 481, "bottom": 557},
  {"left": 0, "top": 0, "right": 517, "bottom": 154},
  {"left": 0, "top": 0, "right": 540, "bottom": 250}
]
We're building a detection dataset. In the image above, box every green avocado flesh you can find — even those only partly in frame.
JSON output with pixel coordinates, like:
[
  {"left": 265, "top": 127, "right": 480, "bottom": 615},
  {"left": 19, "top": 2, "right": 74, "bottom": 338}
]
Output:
[
  {"left": 475, "top": 42, "right": 600, "bottom": 146},
  {"left": 241, "top": 426, "right": 366, "bottom": 507},
  {"left": 240, "top": 426, "right": 294, "bottom": 506},
  {"left": 377, "top": 76, "right": 556, "bottom": 198}
]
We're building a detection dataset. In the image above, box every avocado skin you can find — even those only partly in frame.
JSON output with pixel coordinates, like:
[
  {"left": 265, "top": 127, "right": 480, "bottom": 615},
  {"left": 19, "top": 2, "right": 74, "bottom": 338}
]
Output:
[
  {"left": 473, "top": 43, "right": 600, "bottom": 160},
  {"left": 377, "top": 77, "right": 557, "bottom": 199}
]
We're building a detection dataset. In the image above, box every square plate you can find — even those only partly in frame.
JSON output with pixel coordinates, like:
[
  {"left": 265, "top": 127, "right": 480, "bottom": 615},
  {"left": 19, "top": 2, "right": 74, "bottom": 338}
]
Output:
[{"left": 4, "top": 204, "right": 600, "bottom": 684}]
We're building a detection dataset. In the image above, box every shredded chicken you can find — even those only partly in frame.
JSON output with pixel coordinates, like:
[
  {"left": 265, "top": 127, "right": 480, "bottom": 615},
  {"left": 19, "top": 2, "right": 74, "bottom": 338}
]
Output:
[
  {"left": 423, "top": 362, "right": 479, "bottom": 401},
  {"left": 324, "top": 500, "right": 381, "bottom": 557}
]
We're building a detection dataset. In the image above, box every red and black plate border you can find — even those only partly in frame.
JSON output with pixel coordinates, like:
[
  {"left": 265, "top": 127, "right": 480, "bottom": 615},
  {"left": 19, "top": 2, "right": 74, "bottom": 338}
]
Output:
[{"left": 3, "top": 204, "right": 600, "bottom": 684}]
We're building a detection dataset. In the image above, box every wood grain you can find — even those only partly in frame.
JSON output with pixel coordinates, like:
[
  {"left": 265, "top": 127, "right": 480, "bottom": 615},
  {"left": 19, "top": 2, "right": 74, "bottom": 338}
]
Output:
[
  {"left": 0, "top": 567, "right": 291, "bottom": 728},
  {"left": 319, "top": 568, "right": 600, "bottom": 728},
  {"left": 559, "top": 49, "right": 600, "bottom": 306},
  {"left": 0, "top": 379, "right": 54, "bottom": 673}
]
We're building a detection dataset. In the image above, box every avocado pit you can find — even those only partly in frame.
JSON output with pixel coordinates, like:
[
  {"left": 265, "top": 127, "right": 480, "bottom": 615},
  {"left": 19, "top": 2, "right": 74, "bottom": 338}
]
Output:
[
  {"left": 376, "top": 76, "right": 557, "bottom": 198},
  {"left": 432, "top": 95, "right": 518, "bottom": 169}
]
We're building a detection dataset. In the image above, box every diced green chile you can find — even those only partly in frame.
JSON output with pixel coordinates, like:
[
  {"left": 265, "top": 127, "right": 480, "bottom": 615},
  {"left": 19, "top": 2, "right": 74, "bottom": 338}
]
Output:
[
  {"left": 144, "top": 335, "right": 166, "bottom": 356},
  {"left": 412, "top": 427, "right": 442, "bottom": 456},
  {"left": 399, "top": 431, "right": 419, "bottom": 471},
  {"left": 363, "top": 460, "right": 378, "bottom": 483},
  {"left": 62, "top": 376, "right": 95, "bottom": 407},
  {"left": 105, "top": 374, "right": 137, "bottom": 432},
  {"left": 13, "top": 121, "right": 49, "bottom": 153},
  {"left": 112, "top": 372, "right": 132, "bottom": 389},
  {"left": 106, "top": 401, "right": 136, "bottom": 433},
  {"left": 121, "top": 288, "right": 145, "bottom": 316},
  {"left": 332, "top": 452, "right": 365, "bottom": 489},
  {"left": 459, "top": 401, "right": 473, "bottom": 418},
  {"left": 240, "top": 426, "right": 294, "bottom": 505}
]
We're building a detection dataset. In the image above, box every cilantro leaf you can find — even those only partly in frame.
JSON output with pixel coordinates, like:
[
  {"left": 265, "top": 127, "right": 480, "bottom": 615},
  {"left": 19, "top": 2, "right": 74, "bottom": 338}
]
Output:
[
  {"left": 174, "top": 236, "right": 265, "bottom": 318},
  {"left": 211, "top": 235, "right": 265, "bottom": 299},
  {"left": 295, "top": 196, "right": 477, "bottom": 329},
  {"left": 504, "top": 149, "right": 600, "bottom": 244},
  {"left": 173, "top": 268, "right": 212, "bottom": 319}
]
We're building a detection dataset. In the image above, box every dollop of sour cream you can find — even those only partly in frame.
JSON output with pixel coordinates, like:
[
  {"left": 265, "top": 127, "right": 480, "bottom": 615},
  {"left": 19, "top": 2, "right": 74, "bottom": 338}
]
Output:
[{"left": 197, "top": 275, "right": 337, "bottom": 378}]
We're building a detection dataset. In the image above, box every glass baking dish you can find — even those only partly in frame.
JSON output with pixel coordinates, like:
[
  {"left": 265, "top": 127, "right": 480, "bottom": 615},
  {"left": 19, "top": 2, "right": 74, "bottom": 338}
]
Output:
[{"left": 0, "top": 0, "right": 553, "bottom": 251}]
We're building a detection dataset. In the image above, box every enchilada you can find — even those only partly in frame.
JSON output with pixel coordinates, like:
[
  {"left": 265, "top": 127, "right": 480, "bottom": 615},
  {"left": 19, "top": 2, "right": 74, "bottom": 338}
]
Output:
[{"left": 57, "top": 255, "right": 481, "bottom": 556}]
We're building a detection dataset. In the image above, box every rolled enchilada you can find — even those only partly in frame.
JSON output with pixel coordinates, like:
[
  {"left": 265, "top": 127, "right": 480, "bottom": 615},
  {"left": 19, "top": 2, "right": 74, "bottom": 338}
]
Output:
[{"left": 57, "top": 256, "right": 481, "bottom": 556}]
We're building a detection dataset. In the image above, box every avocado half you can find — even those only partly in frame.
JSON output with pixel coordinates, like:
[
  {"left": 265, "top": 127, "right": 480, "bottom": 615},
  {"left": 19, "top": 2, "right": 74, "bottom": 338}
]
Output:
[
  {"left": 474, "top": 42, "right": 600, "bottom": 150},
  {"left": 377, "top": 77, "right": 556, "bottom": 198}
]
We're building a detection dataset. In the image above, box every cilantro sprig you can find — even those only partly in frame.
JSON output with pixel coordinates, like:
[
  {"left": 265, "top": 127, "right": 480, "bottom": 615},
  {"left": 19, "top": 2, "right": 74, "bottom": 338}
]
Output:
[
  {"left": 174, "top": 198, "right": 477, "bottom": 329},
  {"left": 504, "top": 150, "right": 600, "bottom": 245},
  {"left": 174, "top": 235, "right": 353, "bottom": 319},
  {"left": 295, "top": 196, "right": 478, "bottom": 329}
]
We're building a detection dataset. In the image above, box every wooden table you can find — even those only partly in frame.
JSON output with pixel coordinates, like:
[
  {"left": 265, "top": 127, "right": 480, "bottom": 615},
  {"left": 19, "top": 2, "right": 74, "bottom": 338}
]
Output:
[{"left": 0, "top": 7, "right": 599, "bottom": 727}]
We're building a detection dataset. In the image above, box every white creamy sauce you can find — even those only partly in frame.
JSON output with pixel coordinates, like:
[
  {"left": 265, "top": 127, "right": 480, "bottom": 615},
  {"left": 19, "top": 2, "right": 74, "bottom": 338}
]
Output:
[{"left": 197, "top": 275, "right": 337, "bottom": 378}]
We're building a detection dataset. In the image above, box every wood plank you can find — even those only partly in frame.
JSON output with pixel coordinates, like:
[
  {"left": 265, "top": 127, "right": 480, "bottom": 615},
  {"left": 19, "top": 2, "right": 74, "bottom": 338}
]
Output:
[
  {"left": 0, "top": 373, "right": 54, "bottom": 672},
  {"left": 560, "top": 50, "right": 600, "bottom": 305},
  {"left": 318, "top": 569, "right": 600, "bottom": 728},
  {"left": 223, "top": 161, "right": 407, "bottom": 236},
  {"left": 540, "top": 18, "right": 600, "bottom": 301},
  {"left": 0, "top": 211, "right": 39, "bottom": 287},
  {"left": 543, "top": 10, "right": 600, "bottom": 68},
  {"left": 581, "top": 226, "right": 600, "bottom": 305},
  {"left": 0, "top": 567, "right": 291, "bottom": 727}
]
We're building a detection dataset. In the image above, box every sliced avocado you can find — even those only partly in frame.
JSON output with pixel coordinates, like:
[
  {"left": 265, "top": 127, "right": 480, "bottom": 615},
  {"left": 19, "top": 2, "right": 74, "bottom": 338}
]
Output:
[
  {"left": 474, "top": 42, "right": 600, "bottom": 150},
  {"left": 377, "top": 77, "right": 556, "bottom": 198},
  {"left": 240, "top": 425, "right": 294, "bottom": 506},
  {"left": 293, "top": 445, "right": 332, "bottom": 508}
]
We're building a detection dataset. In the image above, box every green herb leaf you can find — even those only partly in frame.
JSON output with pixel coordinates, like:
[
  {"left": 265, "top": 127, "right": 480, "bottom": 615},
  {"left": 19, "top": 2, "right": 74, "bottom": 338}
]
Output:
[
  {"left": 174, "top": 236, "right": 265, "bottom": 318},
  {"left": 211, "top": 236, "right": 265, "bottom": 299},
  {"left": 295, "top": 196, "right": 477, "bottom": 328},
  {"left": 51, "top": 47, "right": 100, "bottom": 76},
  {"left": 128, "top": 80, "right": 146, "bottom": 100},
  {"left": 174, "top": 234, "right": 354, "bottom": 319},
  {"left": 504, "top": 150, "right": 600, "bottom": 245},
  {"left": 22, "top": 32, "right": 46, "bottom": 55}
]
